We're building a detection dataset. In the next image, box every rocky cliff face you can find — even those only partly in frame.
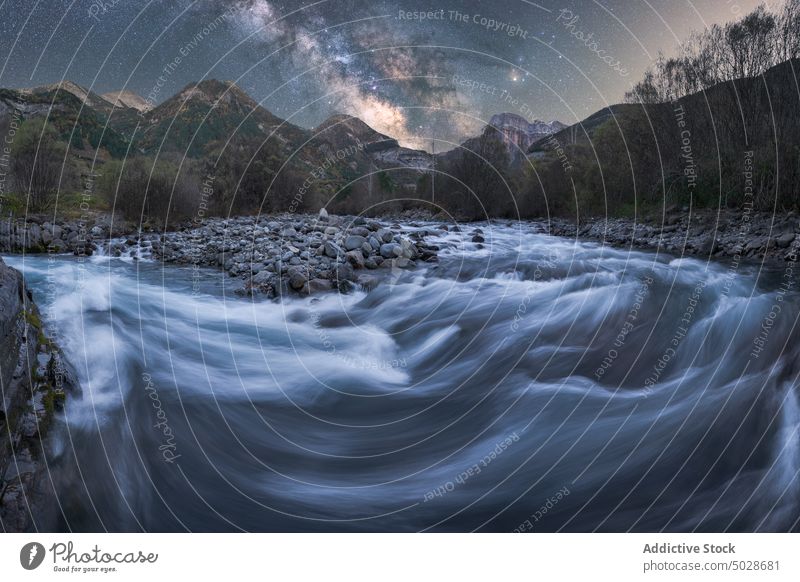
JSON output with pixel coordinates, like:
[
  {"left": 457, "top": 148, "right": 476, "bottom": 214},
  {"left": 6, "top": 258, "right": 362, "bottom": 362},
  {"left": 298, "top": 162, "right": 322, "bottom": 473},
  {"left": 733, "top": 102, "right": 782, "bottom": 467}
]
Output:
[
  {"left": 0, "top": 257, "right": 77, "bottom": 532},
  {"left": 488, "top": 113, "right": 566, "bottom": 159}
]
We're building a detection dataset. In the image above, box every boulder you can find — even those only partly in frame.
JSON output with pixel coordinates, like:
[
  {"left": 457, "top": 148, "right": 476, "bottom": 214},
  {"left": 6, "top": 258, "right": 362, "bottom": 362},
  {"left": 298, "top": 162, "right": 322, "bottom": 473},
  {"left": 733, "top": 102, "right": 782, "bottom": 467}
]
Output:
[
  {"left": 324, "top": 241, "right": 343, "bottom": 258},
  {"left": 307, "top": 278, "right": 332, "bottom": 294},
  {"left": 288, "top": 268, "right": 308, "bottom": 291},
  {"left": 345, "top": 250, "right": 365, "bottom": 269},
  {"left": 344, "top": 235, "right": 367, "bottom": 251},
  {"left": 380, "top": 243, "right": 402, "bottom": 259}
]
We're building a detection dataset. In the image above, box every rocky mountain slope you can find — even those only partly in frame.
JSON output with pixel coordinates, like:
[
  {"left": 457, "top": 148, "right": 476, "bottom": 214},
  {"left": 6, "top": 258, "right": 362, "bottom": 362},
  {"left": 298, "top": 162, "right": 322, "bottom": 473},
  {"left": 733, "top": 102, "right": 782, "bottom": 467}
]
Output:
[
  {"left": 437, "top": 112, "right": 566, "bottom": 168},
  {"left": 100, "top": 89, "right": 152, "bottom": 113}
]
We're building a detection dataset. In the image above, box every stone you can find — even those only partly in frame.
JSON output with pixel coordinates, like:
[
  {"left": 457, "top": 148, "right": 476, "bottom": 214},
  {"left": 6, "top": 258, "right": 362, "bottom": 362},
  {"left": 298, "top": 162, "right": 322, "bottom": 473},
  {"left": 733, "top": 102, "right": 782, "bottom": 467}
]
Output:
[
  {"left": 377, "top": 228, "right": 394, "bottom": 243},
  {"left": 318, "top": 207, "right": 329, "bottom": 221},
  {"left": 252, "top": 270, "right": 275, "bottom": 287},
  {"left": 380, "top": 243, "right": 402, "bottom": 259},
  {"left": 307, "top": 278, "right": 332, "bottom": 294},
  {"left": 745, "top": 237, "right": 766, "bottom": 252},
  {"left": 400, "top": 239, "right": 417, "bottom": 259},
  {"left": 332, "top": 262, "right": 354, "bottom": 282},
  {"left": 288, "top": 268, "right": 308, "bottom": 291},
  {"left": 349, "top": 226, "right": 370, "bottom": 237},
  {"left": 345, "top": 250, "right": 365, "bottom": 269},
  {"left": 344, "top": 235, "right": 367, "bottom": 251},
  {"left": 324, "top": 241, "right": 343, "bottom": 258},
  {"left": 356, "top": 274, "right": 380, "bottom": 291},
  {"left": 776, "top": 232, "right": 795, "bottom": 248}
]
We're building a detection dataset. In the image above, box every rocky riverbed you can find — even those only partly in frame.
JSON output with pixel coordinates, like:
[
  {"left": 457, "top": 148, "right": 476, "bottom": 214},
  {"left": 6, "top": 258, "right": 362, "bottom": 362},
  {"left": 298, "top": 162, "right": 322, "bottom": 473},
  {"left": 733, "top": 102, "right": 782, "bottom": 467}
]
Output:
[
  {"left": 103, "top": 212, "right": 441, "bottom": 297},
  {"left": 544, "top": 210, "right": 800, "bottom": 262},
  {"left": 5, "top": 208, "right": 799, "bottom": 295},
  {"left": 0, "top": 215, "right": 113, "bottom": 255}
]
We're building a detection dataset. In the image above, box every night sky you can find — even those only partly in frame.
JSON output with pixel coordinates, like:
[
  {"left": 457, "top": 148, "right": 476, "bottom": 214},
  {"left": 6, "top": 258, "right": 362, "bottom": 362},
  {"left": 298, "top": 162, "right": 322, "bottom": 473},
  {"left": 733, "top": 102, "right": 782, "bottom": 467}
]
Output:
[{"left": 0, "top": 0, "right": 763, "bottom": 149}]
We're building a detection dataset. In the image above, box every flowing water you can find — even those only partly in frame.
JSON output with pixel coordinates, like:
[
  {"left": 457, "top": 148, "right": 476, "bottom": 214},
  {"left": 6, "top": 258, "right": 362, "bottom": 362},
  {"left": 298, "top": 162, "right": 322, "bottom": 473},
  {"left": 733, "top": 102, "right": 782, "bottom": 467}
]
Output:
[{"left": 5, "top": 222, "right": 800, "bottom": 532}]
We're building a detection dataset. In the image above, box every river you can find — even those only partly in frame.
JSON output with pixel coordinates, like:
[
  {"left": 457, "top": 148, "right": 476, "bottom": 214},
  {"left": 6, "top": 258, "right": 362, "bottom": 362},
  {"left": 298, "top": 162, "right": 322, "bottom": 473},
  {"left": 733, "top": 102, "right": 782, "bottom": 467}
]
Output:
[{"left": 5, "top": 222, "right": 799, "bottom": 531}]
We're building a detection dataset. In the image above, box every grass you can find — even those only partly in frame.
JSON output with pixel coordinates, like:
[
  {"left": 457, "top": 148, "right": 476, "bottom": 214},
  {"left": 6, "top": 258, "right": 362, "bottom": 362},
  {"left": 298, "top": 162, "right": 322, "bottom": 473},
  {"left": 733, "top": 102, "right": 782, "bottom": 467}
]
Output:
[
  {"left": 23, "top": 309, "right": 42, "bottom": 329},
  {"left": 2, "top": 190, "right": 111, "bottom": 220}
]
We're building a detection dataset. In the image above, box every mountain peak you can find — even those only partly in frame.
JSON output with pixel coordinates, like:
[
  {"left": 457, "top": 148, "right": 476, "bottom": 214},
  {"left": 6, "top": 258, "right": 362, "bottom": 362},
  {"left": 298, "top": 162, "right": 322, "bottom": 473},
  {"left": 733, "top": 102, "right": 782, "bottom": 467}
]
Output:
[
  {"left": 317, "top": 113, "right": 393, "bottom": 144},
  {"left": 487, "top": 112, "right": 566, "bottom": 161},
  {"left": 489, "top": 112, "right": 565, "bottom": 134},
  {"left": 173, "top": 79, "right": 256, "bottom": 108},
  {"left": 101, "top": 89, "right": 151, "bottom": 112},
  {"left": 19, "top": 80, "right": 109, "bottom": 108}
]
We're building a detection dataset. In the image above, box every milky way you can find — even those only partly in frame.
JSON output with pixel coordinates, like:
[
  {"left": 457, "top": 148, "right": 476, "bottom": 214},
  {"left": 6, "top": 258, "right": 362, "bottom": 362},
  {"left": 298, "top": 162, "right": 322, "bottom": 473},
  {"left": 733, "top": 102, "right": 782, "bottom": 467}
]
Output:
[{"left": 0, "top": 0, "right": 764, "bottom": 148}]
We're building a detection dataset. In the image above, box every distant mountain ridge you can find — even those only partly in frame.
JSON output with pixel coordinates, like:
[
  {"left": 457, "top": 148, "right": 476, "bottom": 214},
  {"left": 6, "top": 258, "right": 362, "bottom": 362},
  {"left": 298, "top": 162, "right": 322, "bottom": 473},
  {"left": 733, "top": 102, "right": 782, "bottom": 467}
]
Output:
[{"left": 0, "top": 79, "right": 566, "bottom": 189}]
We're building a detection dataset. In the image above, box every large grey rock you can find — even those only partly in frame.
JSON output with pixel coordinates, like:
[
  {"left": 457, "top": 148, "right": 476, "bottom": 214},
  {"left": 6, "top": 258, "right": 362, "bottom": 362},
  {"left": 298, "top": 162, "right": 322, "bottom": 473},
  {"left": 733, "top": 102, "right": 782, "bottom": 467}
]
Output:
[
  {"left": 345, "top": 250, "right": 365, "bottom": 269},
  {"left": 344, "top": 235, "right": 367, "bottom": 251},
  {"left": 307, "top": 278, "right": 332, "bottom": 294},
  {"left": 288, "top": 268, "right": 308, "bottom": 291},
  {"left": 324, "top": 241, "right": 343, "bottom": 258},
  {"left": 380, "top": 243, "right": 402, "bottom": 259},
  {"left": 252, "top": 270, "right": 275, "bottom": 287},
  {"left": 349, "top": 226, "right": 370, "bottom": 237}
]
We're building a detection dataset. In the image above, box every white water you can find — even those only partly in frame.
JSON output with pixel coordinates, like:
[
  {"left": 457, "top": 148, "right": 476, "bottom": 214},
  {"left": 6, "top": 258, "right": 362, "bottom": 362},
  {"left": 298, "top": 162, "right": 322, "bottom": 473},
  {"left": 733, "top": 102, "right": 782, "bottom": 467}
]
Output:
[{"left": 5, "top": 222, "right": 799, "bottom": 531}]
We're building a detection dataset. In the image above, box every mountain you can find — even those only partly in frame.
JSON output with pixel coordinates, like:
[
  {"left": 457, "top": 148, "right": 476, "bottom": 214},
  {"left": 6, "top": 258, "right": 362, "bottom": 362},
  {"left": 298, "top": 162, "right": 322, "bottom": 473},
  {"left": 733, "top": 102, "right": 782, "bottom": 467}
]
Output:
[
  {"left": 524, "top": 58, "right": 800, "bottom": 216},
  {"left": 0, "top": 78, "right": 570, "bottom": 196},
  {"left": 489, "top": 113, "right": 566, "bottom": 155},
  {"left": 113, "top": 79, "right": 309, "bottom": 158},
  {"left": 101, "top": 89, "right": 151, "bottom": 113},
  {"left": 527, "top": 104, "right": 640, "bottom": 155},
  {"left": 0, "top": 83, "right": 129, "bottom": 157},
  {"left": 17, "top": 81, "right": 118, "bottom": 115},
  {"left": 314, "top": 114, "right": 432, "bottom": 170},
  {"left": 435, "top": 112, "right": 566, "bottom": 167}
]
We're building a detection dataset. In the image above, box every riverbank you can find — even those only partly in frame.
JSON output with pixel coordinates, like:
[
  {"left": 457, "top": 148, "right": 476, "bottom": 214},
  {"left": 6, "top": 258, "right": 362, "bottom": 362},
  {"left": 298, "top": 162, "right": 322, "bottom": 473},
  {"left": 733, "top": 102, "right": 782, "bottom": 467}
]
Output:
[
  {"left": 0, "top": 258, "right": 79, "bottom": 532},
  {"left": 4, "top": 208, "right": 798, "bottom": 297},
  {"left": 543, "top": 209, "right": 799, "bottom": 262}
]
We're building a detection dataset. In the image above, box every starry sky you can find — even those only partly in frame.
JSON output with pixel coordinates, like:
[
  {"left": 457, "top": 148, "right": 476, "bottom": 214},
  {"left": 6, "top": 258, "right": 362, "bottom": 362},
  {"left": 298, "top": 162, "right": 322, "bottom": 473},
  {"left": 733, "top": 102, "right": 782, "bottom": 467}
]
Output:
[{"left": 0, "top": 0, "right": 765, "bottom": 149}]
